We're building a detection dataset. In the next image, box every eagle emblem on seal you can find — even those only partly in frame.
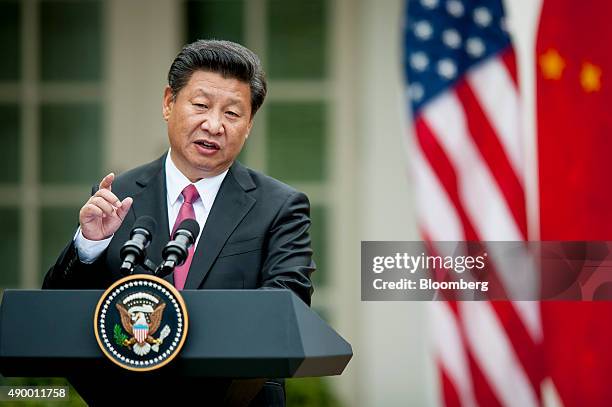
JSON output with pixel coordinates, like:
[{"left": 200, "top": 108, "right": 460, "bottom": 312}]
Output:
[{"left": 114, "top": 292, "right": 172, "bottom": 356}]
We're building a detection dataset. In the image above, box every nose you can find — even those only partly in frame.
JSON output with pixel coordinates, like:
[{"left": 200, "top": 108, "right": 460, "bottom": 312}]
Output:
[{"left": 200, "top": 110, "right": 224, "bottom": 136}]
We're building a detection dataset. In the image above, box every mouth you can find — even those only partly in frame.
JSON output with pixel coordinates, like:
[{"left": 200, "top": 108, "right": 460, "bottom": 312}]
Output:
[{"left": 193, "top": 139, "right": 220, "bottom": 151}]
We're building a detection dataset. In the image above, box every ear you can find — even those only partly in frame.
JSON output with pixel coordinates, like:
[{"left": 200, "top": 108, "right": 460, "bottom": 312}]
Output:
[
  {"left": 162, "top": 86, "right": 174, "bottom": 121},
  {"left": 245, "top": 119, "right": 254, "bottom": 139}
]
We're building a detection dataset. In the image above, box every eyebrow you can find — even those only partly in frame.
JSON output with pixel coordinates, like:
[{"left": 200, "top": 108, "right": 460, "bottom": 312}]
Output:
[{"left": 192, "top": 89, "right": 244, "bottom": 107}]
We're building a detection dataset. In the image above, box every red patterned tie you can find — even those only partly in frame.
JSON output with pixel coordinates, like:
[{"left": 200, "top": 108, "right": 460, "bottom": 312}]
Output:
[{"left": 171, "top": 184, "right": 200, "bottom": 290}]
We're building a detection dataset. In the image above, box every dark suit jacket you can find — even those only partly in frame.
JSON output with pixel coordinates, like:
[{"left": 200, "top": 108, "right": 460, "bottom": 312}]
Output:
[{"left": 42, "top": 154, "right": 315, "bottom": 406}]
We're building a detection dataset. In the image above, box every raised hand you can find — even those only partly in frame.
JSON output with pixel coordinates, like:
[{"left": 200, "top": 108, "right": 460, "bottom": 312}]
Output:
[{"left": 79, "top": 173, "right": 133, "bottom": 241}]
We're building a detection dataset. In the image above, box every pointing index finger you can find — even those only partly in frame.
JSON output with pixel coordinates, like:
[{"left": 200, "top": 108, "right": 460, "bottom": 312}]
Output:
[{"left": 99, "top": 172, "right": 114, "bottom": 191}]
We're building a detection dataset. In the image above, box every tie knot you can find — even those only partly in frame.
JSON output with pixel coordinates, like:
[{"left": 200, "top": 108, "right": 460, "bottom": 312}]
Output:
[{"left": 181, "top": 184, "right": 200, "bottom": 204}]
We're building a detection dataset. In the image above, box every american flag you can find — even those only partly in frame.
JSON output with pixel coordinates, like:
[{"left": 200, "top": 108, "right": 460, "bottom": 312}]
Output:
[{"left": 403, "top": 0, "right": 543, "bottom": 405}]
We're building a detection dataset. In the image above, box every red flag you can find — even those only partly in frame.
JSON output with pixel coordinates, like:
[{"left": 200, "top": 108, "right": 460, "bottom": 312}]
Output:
[{"left": 538, "top": 1, "right": 612, "bottom": 405}]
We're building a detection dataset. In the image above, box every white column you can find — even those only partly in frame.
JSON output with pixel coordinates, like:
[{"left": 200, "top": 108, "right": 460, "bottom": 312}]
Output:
[
  {"left": 105, "top": 0, "right": 181, "bottom": 173},
  {"left": 355, "top": 0, "right": 434, "bottom": 405},
  {"left": 327, "top": 0, "right": 361, "bottom": 404}
]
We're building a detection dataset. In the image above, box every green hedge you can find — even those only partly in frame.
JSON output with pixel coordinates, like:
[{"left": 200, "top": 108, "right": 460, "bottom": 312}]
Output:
[{"left": 286, "top": 377, "right": 342, "bottom": 407}]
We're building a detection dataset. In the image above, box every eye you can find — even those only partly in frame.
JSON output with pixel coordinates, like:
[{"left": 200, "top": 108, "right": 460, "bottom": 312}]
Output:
[
  {"left": 226, "top": 111, "right": 239, "bottom": 117},
  {"left": 193, "top": 103, "right": 208, "bottom": 109}
]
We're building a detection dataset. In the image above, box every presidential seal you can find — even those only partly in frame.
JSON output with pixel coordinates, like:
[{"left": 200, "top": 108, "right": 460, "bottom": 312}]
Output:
[{"left": 93, "top": 274, "right": 189, "bottom": 371}]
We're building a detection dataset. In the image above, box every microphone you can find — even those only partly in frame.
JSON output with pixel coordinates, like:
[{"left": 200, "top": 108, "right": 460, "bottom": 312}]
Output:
[
  {"left": 120, "top": 216, "right": 157, "bottom": 274},
  {"left": 156, "top": 218, "right": 200, "bottom": 278}
]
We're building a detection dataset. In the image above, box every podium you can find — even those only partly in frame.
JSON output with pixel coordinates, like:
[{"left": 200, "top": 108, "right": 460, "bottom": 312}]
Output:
[{"left": 0, "top": 289, "right": 352, "bottom": 405}]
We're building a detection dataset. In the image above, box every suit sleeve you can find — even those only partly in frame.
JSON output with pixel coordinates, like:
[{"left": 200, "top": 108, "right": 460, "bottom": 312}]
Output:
[
  {"left": 260, "top": 191, "right": 315, "bottom": 305},
  {"left": 42, "top": 238, "right": 112, "bottom": 289}
]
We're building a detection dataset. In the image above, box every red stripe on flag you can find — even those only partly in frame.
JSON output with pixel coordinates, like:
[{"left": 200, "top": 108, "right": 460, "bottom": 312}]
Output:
[
  {"left": 491, "top": 302, "right": 545, "bottom": 399},
  {"left": 467, "top": 350, "right": 504, "bottom": 407},
  {"left": 446, "top": 301, "right": 504, "bottom": 407},
  {"left": 414, "top": 118, "right": 480, "bottom": 241},
  {"left": 501, "top": 48, "right": 519, "bottom": 88},
  {"left": 439, "top": 361, "right": 462, "bottom": 407},
  {"left": 455, "top": 81, "right": 528, "bottom": 239}
]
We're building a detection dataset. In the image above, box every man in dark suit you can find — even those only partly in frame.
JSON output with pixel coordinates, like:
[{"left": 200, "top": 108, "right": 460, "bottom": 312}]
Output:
[{"left": 43, "top": 39, "right": 314, "bottom": 406}]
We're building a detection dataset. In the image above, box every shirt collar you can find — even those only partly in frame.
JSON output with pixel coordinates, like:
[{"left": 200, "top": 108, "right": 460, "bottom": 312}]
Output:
[{"left": 165, "top": 150, "right": 228, "bottom": 211}]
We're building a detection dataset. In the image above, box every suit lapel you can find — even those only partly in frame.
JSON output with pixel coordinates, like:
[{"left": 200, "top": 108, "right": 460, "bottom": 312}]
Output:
[
  {"left": 184, "top": 162, "right": 256, "bottom": 289},
  {"left": 130, "top": 154, "right": 172, "bottom": 283}
]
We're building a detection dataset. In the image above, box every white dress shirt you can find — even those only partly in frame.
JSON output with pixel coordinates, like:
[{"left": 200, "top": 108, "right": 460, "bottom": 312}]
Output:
[{"left": 74, "top": 150, "right": 228, "bottom": 263}]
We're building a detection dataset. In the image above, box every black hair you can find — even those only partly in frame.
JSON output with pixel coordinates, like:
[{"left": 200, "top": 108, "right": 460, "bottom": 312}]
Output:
[{"left": 167, "top": 39, "right": 267, "bottom": 116}]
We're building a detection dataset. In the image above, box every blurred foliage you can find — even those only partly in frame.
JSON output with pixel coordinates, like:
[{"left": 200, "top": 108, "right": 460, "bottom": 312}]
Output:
[
  {"left": 0, "top": 376, "right": 85, "bottom": 406},
  {"left": 286, "top": 377, "right": 341, "bottom": 407}
]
